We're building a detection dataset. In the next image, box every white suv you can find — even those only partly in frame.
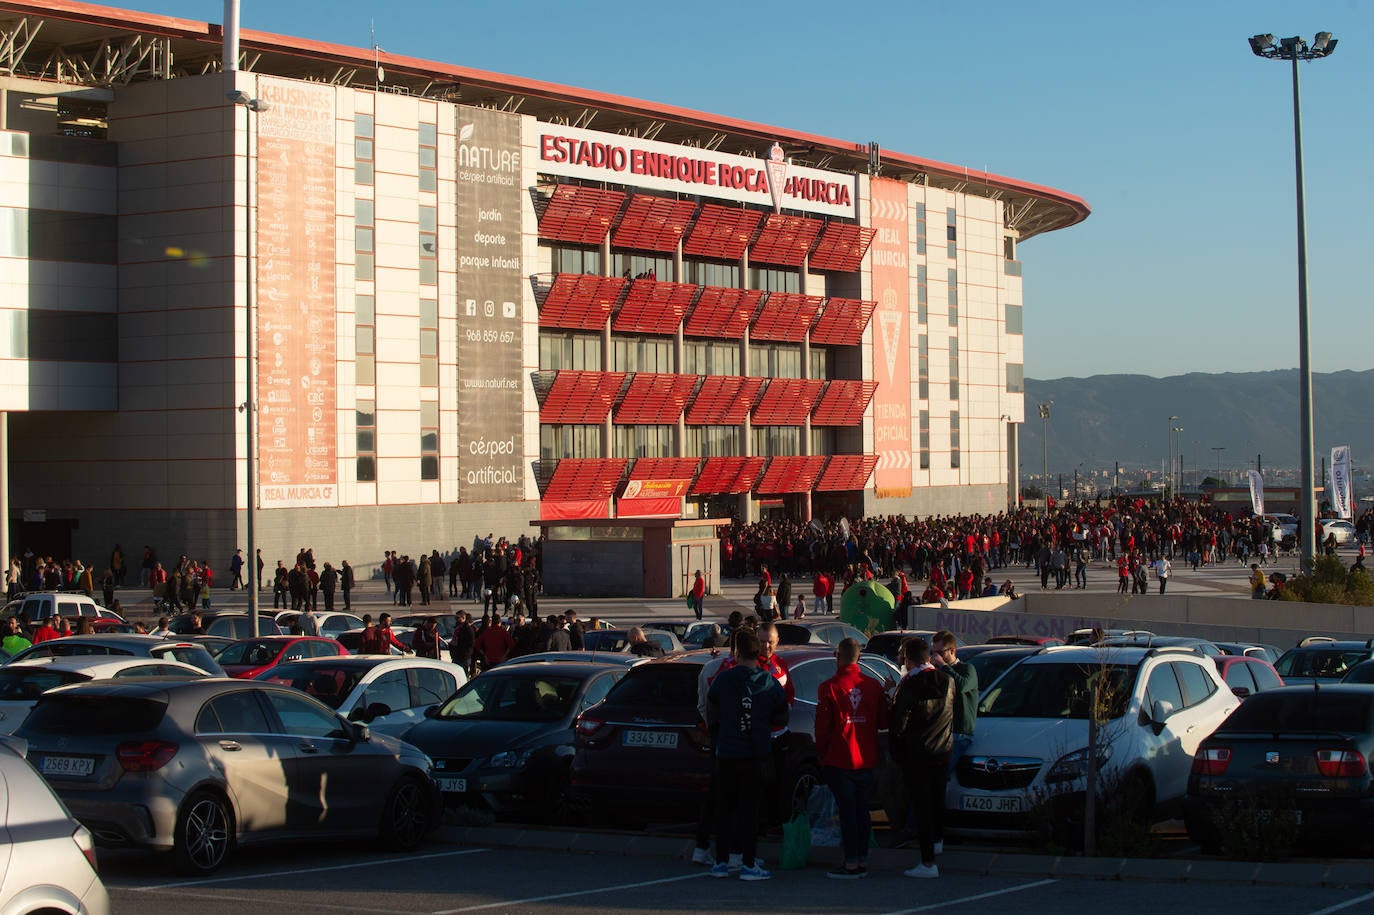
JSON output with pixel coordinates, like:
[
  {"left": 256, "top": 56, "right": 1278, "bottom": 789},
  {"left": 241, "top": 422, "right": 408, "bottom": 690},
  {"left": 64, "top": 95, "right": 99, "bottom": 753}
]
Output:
[{"left": 946, "top": 645, "right": 1239, "bottom": 840}]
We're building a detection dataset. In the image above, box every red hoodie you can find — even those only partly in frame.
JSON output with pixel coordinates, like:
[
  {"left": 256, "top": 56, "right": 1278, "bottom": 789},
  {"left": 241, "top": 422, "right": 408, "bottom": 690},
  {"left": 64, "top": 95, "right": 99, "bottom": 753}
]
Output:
[{"left": 814, "top": 664, "right": 888, "bottom": 770}]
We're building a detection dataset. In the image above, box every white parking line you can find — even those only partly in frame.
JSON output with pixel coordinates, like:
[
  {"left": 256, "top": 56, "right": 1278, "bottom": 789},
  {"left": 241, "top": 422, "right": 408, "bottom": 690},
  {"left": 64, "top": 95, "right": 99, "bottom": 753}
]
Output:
[
  {"left": 881, "top": 878, "right": 1058, "bottom": 914},
  {"left": 129, "top": 847, "right": 491, "bottom": 892},
  {"left": 430, "top": 871, "right": 711, "bottom": 913},
  {"left": 1310, "top": 890, "right": 1374, "bottom": 915},
  {"left": 118, "top": 886, "right": 417, "bottom": 914}
]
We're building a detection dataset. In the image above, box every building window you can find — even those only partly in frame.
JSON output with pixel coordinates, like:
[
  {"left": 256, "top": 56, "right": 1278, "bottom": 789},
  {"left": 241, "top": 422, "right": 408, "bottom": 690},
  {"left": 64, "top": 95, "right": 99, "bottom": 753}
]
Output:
[
  {"left": 539, "top": 333, "right": 602, "bottom": 371},
  {"left": 540, "top": 424, "right": 601, "bottom": 462},
  {"left": 418, "top": 122, "right": 437, "bottom": 192},
  {"left": 748, "top": 343, "right": 801, "bottom": 379},
  {"left": 917, "top": 335, "right": 929, "bottom": 401},
  {"left": 611, "top": 336, "right": 673, "bottom": 373},
  {"left": 613, "top": 424, "right": 673, "bottom": 458},
  {"left": 419, "top": 204, "right": 438, "bottom": 286},
  {"left": 420, "top": 298, "right": 438, "bottom": 387},
  {"left": 356, "top": 294, "right": 375, "bottom": 386},
  {"left": 946, "top": 206, "right": 957, "bottom": 259},
  {"left": 1005, "top": 303, "right": 1023, "bottom": 335},
  {"left": 685, "top": 425, "right": 740, "bottom": 457},
  {"left": 355, "top": 114, "right": 374, "bottom": 185},
  {"left": 751, "top": 425, "right": 800, "bottom": 457},
  {"left": 916, "top": 264, "right": 927, "bottom": 324},
  {"left": 947, "top": 268, "right": 958, "bottom": 326},
  {"left": 919, "top": 410, "right": 930, "bottom": 470},
  {"left": 683, "top": 340, "right": 739, "bottom": 376},
  {"left": 356, "top": 399, "right": 376, "bottom": 482},
  {"left": 747, "top": 266, "right": 800, "bottom": 293},
  {"left": 355, "top": 198, "right": 374, "bottom": 282},
  {"left": 682, "top": 258, "right": 740, "bottom": 288},
  {"left": 915, "top": 203, "right": 926, "bottom": 256},
  {"left": 612, "top": 252, "right": 671, "bottom": 281},
  {"left": 420, "top": 399, "right": 439, "bottom": 481},
  {"left": 808, "top": 347, "right": 828, "bottom": 380},
  {"left": 1006, "top": 362, "right": 1025, "bottom": 393},
  {"left": 810, "top": 426, "right": 835, "bottom": 456},
  {"left": 951, "top": 411, "right": 961, "bottom": 469},
  {"left": 949, "top": 337, "right": 960, "bottom": 401},
  {"left": 550, "top": 245, "right": 602, "bottom": 275}
]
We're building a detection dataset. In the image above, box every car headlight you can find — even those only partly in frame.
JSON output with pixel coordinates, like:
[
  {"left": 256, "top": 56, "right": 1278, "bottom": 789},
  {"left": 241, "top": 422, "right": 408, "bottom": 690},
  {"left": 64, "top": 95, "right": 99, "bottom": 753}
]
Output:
[
  {"left": 489, "top": 749, "right": 533, "bottom": 768},
  {"left": 1045, "top": 746, "right": 1111, "bottom": 784}
]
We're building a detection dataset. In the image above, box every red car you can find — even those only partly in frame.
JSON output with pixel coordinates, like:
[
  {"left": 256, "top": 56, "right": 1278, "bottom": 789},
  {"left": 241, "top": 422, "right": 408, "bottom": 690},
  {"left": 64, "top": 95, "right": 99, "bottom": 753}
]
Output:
[
  {"left": 1212, "top": 654, "right": 1284, "bottom": 700},
  {"left": 216, "top": 635, "right": 347, "bottom": 679}
]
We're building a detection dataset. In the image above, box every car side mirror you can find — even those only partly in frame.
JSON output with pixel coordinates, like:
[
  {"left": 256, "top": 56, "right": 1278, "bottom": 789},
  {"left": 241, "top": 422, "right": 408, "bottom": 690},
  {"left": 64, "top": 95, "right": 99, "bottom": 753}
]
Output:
[
  {"left": 424, "top": 704, "right": 439, "bottom": 718},
  {"left": 1149, "top": 698, "right": 1175, "bottom": 734},
  {"left": 1231, "top": 686, "right": 1251, "bottom": 699},
  {"left": 350, "top": 721, "right": 370, "bottom": 742}
]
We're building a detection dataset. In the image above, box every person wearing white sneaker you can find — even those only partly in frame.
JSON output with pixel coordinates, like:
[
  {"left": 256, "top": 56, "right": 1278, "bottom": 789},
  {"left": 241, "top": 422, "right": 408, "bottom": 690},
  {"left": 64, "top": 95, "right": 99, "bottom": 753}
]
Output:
[{"left": 890, "top": 637, "right": 954, "bottom": 878}]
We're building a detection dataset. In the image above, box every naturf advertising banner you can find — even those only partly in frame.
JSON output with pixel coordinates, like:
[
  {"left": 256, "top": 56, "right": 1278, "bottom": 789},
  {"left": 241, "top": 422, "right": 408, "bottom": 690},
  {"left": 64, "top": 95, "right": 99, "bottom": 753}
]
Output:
[
  {"left": 456, "top": 106, "right": 524, "bottom": 502},
  {"left": 1331, "top": 445, "right": 1353, "bottom": 519},
  {"left": 537, "top": 124, "right": 856, "bottom": 219},
  {"left": 254, "top": 77, "right": 337, "bottom": 509},
  {"left": 618, "top": 478, "right": 691, "bottom": 518},
  {"left": 1248, "top": 469, "right": 1265, "bottom": 517},
  {"left": 870, "top": 178, "right": 912, "bottom": 498}
]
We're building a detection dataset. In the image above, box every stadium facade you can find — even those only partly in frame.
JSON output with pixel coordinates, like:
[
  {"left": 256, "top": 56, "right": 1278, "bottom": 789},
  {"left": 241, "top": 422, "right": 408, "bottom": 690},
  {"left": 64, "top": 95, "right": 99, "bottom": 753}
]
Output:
[{"left": 0, "top": 0, "right": 1089, "bottom": 574}]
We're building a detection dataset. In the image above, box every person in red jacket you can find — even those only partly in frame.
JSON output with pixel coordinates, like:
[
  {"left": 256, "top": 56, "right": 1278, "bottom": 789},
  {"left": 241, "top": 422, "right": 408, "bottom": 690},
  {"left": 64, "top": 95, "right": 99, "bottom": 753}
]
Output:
[
  {"left": 814, "top": 637, "right": 888, "bottom": 879},
  {"left": 812, "top": 570, "right": 832, "bottom": 616},
  {"left": 689, "top": 570, "right": 707, "bottom": 621},
  {"left": 31, "top": 615, "right": 60, "bottom": 643},
  {"left": 472, "top": 615, "right": 514, "bottom": 671}
]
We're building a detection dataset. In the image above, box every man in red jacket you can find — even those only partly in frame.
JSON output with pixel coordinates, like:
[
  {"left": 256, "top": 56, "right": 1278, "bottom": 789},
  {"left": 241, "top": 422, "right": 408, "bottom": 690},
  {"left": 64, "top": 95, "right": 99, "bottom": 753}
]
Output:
[{"left": 815, "top": 637, "right": 888, "bottom": 878}]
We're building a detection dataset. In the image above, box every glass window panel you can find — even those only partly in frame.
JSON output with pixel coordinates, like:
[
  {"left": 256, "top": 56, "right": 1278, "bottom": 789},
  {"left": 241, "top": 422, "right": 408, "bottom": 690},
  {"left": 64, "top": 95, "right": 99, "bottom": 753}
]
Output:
[
  {"left": 355, "top": 137, "right": 374, "bottom": 159},
  {"left": 419, "top": 207, "right": 437, "bottom": 233},
  {"left": 419, "top": 146, "right": 437, "bottom": 168},
  {"left": 357, "top": 430, "right": 375, "bottom": 452},
  {"left": 355, "top": 114, "right": 374, "bottom": 137},
  {"left": 355, "top": 228, "right": 373, "bottom": 253},
  {"left": 1006, "top": 363, "right": 1024, "bottom": 393},
  {"left": 419, "top": 259, "right": 437, "bottom": 285},
  {"left": 1005, "top": 304, "right": 1023, "bottom": 335},
  {"left": 355, "top": 254, "right": 374, "bottom": 281},
  {"left": 356, "top": 200, "right": 374, "bottom": 225},
  {"left": 356, "top": 354, "right": 375, "bottom": 386},
  {"left": 420, "top": 455, "right": 439, "bottom": 481},
  {"left": 421, "top": 401, "right": 439, "bottom": 426},
  {"left": 418, "top": 122, "right": 437, "bottom": 145},
  {"left": 420, "top": 329, "right": 438, "bottom": 356},
  {"left": 421, "top": 431, "right": 439, "bottom": 452},
  {"left": 356, "top": 326, "right": 374, "bottom": 354},
  {"left": 355, "top": 161, "right": 373, "bottom": 185},
  {"left": 420, "top": 356, "right": 438, "bottom": 387},
  {"left": 420, "top": 300, "right": 438, "bottom": 326},
  {"left": 356, "top": 295, "right": 375, "bottom": 324},
  {"left": 419, "top": 170, "right": 436, "bottom": 192},
  {"left": 357, "top": 456, "right": 376, "bottom": 481}
]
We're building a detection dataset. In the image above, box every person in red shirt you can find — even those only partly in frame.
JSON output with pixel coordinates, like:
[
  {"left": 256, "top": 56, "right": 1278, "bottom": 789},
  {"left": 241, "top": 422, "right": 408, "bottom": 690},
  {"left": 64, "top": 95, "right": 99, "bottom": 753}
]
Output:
[
  {"left": 815, "top": 637, "right": 888, "bottom": 879},
  {"left": 812, "top": 570, "right": 833, "bottom": 616},
  {"left": 359, "top": 613, "right": 407, "bottom": 655},
  {"left": 920, "top": 581, "right": 944, "bottom": 604},
  {"left": 31, "top": 615, "right": 60, "bottom": 643},
  {"left": 473, "top": 615, "right": 514, "bottom": 671},
  {"left": 690, "top": 570, "right": 707, "bottom": 621}
]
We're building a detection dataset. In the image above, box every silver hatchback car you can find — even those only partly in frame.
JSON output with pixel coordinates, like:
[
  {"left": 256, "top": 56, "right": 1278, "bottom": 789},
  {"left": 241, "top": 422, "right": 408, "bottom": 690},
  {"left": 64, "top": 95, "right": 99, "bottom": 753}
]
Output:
[{"left": 16, "top": 678, "right": 440, "bottom": 874}]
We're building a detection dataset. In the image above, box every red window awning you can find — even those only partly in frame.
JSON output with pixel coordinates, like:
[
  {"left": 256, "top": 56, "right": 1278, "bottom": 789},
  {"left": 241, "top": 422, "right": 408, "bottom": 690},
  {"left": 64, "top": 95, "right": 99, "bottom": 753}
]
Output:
[
  {"left": 539, "top": 274, "right": 627, "bottom": 331},
  {"left": 684, "top": 375, "right": 764, "bottom": 425},
  {"left": 810, "top": 379, "right": 878, "bottom": 426},
  {"left": 541, "top": 458, "right": 628, "bottom": 500},
  {"left": 682, "top": 204, "right": 762, "bottom": 261},
  {"left": 750, "top": 291, "right": 823, "bottom": 343},
  {"left": 628, "top": 457, "right": 702, "bottom": 482},
  {"left": 755, "top": 455, "right": 827, "bottom": 495},
  {"left": 610, "top": 196, "right": 698, "bottom": 252},
  {"left": 808, "top": 223, "right": 876, "bottom": 273},
  {"left": 537, "top": 184, "right": 626, "bottom": 246},
  {"left": 809, "top": 296, "right": 877, "bottom": 346},
  {"left": 539, "top": 371, "right": 627, "bottom": 424},
  {"left": 613, "top": 373, "right": 700, "bottom": 424},
  {"left": 691, "top": 456, "right": 766, "bottom": 494},
  {"left": 612, "top": 279, "right": 697, "bottom": 335},
  {"left": 815, "top": 454, "right": 880, "bottom": 491},
  {"left": 748, "top": 213, "right": 823, "bottom": 267},
  {"left": 750, "top": 378, "right": 825, "bottom": 425},
  {"left": 683, "top": 286, "right": 763, "bottom": 339}
]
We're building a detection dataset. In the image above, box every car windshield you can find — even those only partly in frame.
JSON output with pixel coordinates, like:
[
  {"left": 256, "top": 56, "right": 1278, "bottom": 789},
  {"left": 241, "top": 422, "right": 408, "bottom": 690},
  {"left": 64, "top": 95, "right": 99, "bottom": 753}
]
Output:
[
  {"left": 152, "top": 645, "right": 225, "bottom": 676},
  {"left": 978, "top": 662, "right": 1137, "bottom": 719},
  {"left": 582, "top": 631, "right": 629, "bottom": 652},
  {"left": 216, "top": 640, "right": 282, "bottom": 666},
  {"left": 966, "top": 652, "right": 1030, "bottom": 693},
  {"left": 437, "top": 674, "right": 581, "bottom": 722},
  {"left": 0, "top": 668, "right": 89, "bottom": 699},
  {"left": 604, "top": 665, "right": 699, "bottom": 708},
  {"left": 1220, "top": 690, "right": 1373, "bottom": 733},
  {"left": 257, "top": 664, "right": 369, "bottom": 710},
  {"left": 22, "top": 695, "right": 167, "bottom": 735},
  {"left": 1275, "top": 649, "right": 1369, "bottom": 679}
]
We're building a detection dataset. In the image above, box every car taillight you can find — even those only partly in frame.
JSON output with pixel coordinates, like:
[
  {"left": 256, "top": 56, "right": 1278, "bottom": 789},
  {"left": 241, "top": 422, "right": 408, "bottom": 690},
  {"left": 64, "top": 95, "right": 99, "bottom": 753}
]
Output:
[
  {"left": 685, "top": 720, "right": 711, "bottom": 751},
  {"left": 1191, "top": 747, "right": 1232, "bottom": 776},
  {"left": 575, "top": 715, "right": 605, "bottom": 738},
  {"left": 1315, "top": 749, "right": 1366, "bottom": 777},
  {"left": 116, "top": 740, "right": 178, "bottom": 772},
  {"left": 72, "top": 823, "right": 98, "bottom": 872}
]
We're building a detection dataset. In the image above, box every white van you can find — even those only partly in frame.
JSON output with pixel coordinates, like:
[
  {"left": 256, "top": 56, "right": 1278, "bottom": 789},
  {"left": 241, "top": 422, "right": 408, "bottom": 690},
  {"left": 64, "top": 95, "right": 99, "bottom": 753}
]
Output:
[{"left": 17, "top": 592, "right": 120, "bottom": 626}]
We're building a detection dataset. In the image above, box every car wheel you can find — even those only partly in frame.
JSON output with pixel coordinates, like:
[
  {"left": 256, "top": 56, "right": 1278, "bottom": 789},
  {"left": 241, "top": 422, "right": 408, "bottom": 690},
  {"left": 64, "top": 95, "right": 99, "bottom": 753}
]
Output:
[
  {"left": 380, "top": 776, "right": 428, "bottom": 851},
  {"left": 172, "top": 790, "right": 233, "bottom": 874}
]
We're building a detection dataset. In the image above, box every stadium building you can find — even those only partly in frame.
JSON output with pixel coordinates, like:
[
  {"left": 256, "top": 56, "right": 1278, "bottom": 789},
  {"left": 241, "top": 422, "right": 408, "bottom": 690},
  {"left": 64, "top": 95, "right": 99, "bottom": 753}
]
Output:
[{"left": 0, "top": 0, "right": 1088, "bottom": 580}]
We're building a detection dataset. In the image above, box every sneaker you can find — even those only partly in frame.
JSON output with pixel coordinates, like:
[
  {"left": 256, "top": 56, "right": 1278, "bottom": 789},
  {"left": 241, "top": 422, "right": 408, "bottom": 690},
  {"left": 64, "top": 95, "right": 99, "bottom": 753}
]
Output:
[
  {"left": 709, "top": 862, "right": 730, "bottom": 879},
  {"left": 827, "top": 866, "right": 866, "bottom": 880},
  {"left": 933, "top": 839, "right": 944, "bottom": 855},
  {"left": 739, "top": 864, "right": 772, "bottom": 881},
  {"left": 904, "top": 863, "right": 939, "bottom": 879},
  {"left": 691, "top": 847, "right": 715, "bottom": 867}
]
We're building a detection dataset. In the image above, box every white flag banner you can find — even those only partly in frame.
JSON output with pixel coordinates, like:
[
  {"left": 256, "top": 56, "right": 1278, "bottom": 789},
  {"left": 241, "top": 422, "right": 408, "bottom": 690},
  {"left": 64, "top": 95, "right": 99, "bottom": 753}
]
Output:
[
  {"left": 1248, "top": 470, "right": 1265, "bottom": 517},
  {"left": 1331, "top": 445, "right": 1353, "bottom": 519}
]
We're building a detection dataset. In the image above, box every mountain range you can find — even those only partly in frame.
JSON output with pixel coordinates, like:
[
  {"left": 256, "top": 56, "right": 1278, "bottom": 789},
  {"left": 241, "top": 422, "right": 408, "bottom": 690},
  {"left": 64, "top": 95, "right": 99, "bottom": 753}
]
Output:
[{"left": 1020, "top": 369, "right": 1372, "bottom": 477}]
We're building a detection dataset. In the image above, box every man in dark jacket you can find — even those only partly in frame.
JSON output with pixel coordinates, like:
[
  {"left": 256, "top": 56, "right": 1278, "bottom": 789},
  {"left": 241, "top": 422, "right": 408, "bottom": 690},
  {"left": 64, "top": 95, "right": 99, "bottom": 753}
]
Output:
[
  {"left": 890, "top": 637, "right": 953, "bottom": 879},
  {"left": 319, "top": 562, "right": 339, "bottom": 612},
  {"left": 340, "top": 560, "right": 355, "bottom": 610},
  {"left": 449, "top": 611, "right": 475, "bottom": 674}
]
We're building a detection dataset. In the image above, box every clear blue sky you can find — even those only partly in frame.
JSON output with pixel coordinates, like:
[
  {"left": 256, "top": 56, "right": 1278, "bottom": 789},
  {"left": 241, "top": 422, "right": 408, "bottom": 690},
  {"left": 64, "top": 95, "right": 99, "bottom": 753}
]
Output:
[{"left": 130, "top": 1, "right": 1372, "bottom": 379}]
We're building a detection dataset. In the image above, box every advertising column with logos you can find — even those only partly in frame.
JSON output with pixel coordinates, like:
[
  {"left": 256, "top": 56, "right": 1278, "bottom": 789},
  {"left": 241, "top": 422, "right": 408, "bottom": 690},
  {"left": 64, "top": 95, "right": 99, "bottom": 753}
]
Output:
[
  {"left": 254, "top": 77, "right": 338, "bottom": 509},
  {"left": 455, "top": 107, "right": 524, "bottom": 502},
  {"left": 870, "top": 178, "right": 912, "bottom": 499}
]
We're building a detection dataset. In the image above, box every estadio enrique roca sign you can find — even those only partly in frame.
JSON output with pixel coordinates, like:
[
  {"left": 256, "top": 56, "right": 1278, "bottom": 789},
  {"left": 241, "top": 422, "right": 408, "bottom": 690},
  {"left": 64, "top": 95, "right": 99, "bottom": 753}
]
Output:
[{"left": 538, "top": 124, "right": 857, "bottom": 219}]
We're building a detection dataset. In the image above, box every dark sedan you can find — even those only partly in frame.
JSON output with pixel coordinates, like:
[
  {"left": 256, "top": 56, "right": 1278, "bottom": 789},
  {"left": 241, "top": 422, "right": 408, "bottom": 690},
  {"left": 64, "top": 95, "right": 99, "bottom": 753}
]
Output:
[{"left": 400, "top": 661, "right": 628, "bottom": 818}]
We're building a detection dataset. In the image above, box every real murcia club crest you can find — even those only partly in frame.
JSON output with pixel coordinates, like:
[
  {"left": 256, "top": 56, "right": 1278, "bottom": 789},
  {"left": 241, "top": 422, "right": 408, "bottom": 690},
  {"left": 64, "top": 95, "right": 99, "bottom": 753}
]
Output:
[
  {"left": 766, "top": 143, "right": 788, "bottom": 214},
  {"left": 877, "top": 286, "right": 902, "bottom": 382}
]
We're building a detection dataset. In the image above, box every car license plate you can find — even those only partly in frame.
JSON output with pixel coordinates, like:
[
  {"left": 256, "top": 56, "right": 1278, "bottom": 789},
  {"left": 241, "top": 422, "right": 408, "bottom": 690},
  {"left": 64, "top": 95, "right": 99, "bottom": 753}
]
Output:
[
  {"left": 438, "top": 777, "right": 467, "bottom": 793},
  {"left": 41, "top": 755, "right": 94, "bottom": 777},
  {"left": 958, "top": 794, "right": 1021, "bottom": 813},
  {"left": 623, "top": 730, "right": 678, "bottom": 749},
  {"left": 1258, "top": 808, "right": 1301, "bottom": 825}
]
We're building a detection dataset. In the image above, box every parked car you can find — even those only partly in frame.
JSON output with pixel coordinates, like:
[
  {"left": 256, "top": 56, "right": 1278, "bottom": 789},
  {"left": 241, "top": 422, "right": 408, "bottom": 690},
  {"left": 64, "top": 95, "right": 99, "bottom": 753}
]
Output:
[
  {"left": 957, "top": 645, "right": 1042, "bottom": 695},
  {"left": 0, "top": 656, "right": 208, "bottom": 734},
  {"left": 863, "top": 630, "right": 940, "bottom": 664},
  {"left": 1323, "top": 519, "right": 1357, "bottom": 545},
  {"left": 169, "top": 611, "right": 283, "bottom": 640},
  {"left": 1186, "top": 685, "right": 1374, "bottom": 853},
  {"left": 0, "top": 738, "right": 110, "bottom": 915},
  {"left": 946, "top": 645, "right": 1240, "bottom": 841},
  {"left": 581, "top": 628, "right": 683, "bottom": 655},
  {"left": 567, "top": 647, "right": 897, "bottom": 826},
  {"left": 255, "top": 656, "right": 466, "bottom": 736},
  {"left": 1264, "top": 513, "right": 1300, "bottom": 548},
  {"left": 1340, "top": 660, "right": 1374, "bottom": 684},
  {"left": 401, "top": 660, "right": 628, "bottom": 817},
  {"left": 1211, "top": 654, "right": 1284, "bottom": 699},
  {"left": 336, "top": 626, "right": 415, "bottom": 656},
  {"left": 1064, "top": 628, "right": 1155, "bottom": 645},
  {"left": 987, "top": 635, "right": 1065, "bottom": 647},
  {"left": 275, "top": 611, "right": 364, "bottom": 639},
  {"left": 91, "top": 618, "right": 139, "bottom": 634},
  {"left": 5, "top": 634, "right": 226, "bottom": 677},
  {"left": 14, "top": 592, "right": 117, "bottom": 627},
  {"left": 1095, "top": 634, "right": 1224, "bottom": 657},
  {"left": 16, "top": 678, "right": 440, "bottom": 873},
  {"left": 1212, "top": 642, "right": 1282, "bottom": 665},
  {"left": 644, "top": 620, "right": 727, "bottom": 649},
  {"left": 774, "top": 620, "right": 870, "bottom": 649},
  {"left": 215, "top": 636, "right": 348, "bottom": 679},
  {"left": 496, "top": 651, "right": 647, "bottom": 668},
  {"left": 1273, "top": 639, "right": 1374, "bottom": 686}
]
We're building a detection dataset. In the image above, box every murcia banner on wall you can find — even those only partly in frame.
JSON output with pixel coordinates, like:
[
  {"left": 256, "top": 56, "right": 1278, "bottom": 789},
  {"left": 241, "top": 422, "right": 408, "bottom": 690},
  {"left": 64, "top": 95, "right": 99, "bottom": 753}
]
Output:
[
  {"left": 1248, "top": 469, "right": 1265, "bottom": 517},
  {"left": 1331, "top": 445, "right": 1353, "bottom": 519},
  {"left": 869, "top": 177, "right": 912, "bottom": 499},
  {"left": 537, "top": 124, "right": 856, "bottom": 219}
]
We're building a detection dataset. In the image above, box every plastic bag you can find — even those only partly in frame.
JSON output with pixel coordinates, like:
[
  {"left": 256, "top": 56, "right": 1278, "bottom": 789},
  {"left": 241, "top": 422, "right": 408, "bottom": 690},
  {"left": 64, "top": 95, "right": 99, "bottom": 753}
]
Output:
[
  {"left": 780, "top": 810, "right": 811, "bottom": 869},
  {"left": 685, "top": 594, "right": 695, "bottom": 609},
  {"left": 807, "top": 784, "right": 841, "bottom": 848}
]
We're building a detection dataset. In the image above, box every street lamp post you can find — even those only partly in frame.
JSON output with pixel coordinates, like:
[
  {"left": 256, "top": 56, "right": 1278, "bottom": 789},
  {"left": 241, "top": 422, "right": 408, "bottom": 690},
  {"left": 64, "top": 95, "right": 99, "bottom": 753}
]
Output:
[
  {"left": 1172, "top": 426, "right": 1184, "bottom": 495},
  {"left": 1212, "top": 446, "right": 1226, "bottom": 485},
  {"left": 1167, "top": 416, "right": 1179, "bottom": 497},
  {"left": 1249, "top": 31, "right": 1336, "bottom": 573},
  {"left": 1038, "top": 400, "right": 1053, "bottom": 507},
  {"left": 230, "top": 87, "right": 268, "bottom": 636}
]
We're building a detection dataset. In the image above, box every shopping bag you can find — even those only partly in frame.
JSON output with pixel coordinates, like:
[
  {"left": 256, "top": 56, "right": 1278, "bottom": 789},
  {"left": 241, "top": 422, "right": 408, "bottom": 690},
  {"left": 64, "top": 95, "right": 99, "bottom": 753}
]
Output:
[
  {"left": 684, "top": 594, "right": 695, "bottom": 609},
  {"left": 806, "top": 784, "right": 841, "bottom": 847},
  {"left": 780, "top": 810, "right": 811, "bottom": 869}
]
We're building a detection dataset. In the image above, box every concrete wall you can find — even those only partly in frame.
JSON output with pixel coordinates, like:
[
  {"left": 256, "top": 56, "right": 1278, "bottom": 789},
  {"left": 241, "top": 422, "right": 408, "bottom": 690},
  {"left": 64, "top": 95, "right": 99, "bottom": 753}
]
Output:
[{"left": 863, "top": 481, "right": 1009, "bottom": 518}]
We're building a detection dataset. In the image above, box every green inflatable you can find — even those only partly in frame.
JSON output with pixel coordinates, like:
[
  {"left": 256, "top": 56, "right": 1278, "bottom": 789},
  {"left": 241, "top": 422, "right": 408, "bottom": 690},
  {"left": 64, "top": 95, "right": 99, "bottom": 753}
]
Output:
[{"left": 839, "top": 580, "right": 896, "bottom": 636}]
